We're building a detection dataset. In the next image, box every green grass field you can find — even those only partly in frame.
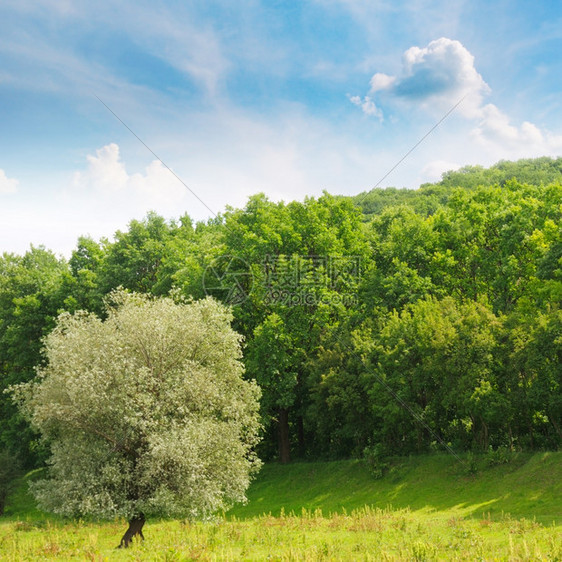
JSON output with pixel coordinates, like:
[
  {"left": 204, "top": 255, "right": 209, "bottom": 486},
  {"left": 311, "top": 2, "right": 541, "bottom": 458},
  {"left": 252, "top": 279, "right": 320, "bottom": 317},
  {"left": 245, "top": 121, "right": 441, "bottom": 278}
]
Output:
[{"left": 1, "top": 452, "right": 561, "bottom": 560}]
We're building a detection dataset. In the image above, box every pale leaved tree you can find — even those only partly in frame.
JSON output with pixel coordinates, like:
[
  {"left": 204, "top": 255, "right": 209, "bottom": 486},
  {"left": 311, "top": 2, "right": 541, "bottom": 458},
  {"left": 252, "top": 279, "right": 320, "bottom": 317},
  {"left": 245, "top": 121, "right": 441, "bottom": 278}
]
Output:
[{"left": 12, "top": 290, "right": 261, "bottom": 547}]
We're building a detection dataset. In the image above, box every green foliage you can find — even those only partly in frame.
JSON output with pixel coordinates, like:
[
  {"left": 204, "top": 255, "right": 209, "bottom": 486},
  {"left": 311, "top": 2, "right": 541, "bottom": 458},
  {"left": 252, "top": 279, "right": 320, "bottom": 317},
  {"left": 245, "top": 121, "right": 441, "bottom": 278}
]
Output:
[
  {"left": 432, "top": 157, "right": 562, "bottom": 190},
  {"left": 362, "top": 444, "right": 389, "bottom": 479},
  {"left": 11, "top": 291, "right": 262, "bottom": 521},
  {"left": 352, "top": 185, "right": 451, "bottom": 219},
  {"left": 355, "top": 297, "right": 505, "bottom": 454},
  {"left": 506, "top": 306, "right": 562, "bottom": 449},
  {"left": 0, "top": 248, "right": 70, "bottom": 467},
  {"left": 225, "top": 192, "right": 369, "bottom": 461},
  {"left": 485, "top": 445, "right": 515, "bottom": 467},
  {"left": 306, "top": 319, "right": 375, "bottom": 458},
  {"left": 97, "top": 212, "right": 183, "bottom": 295},
  {"left": 248, "top": 312, "right": 299, "bottom": 414},
  {"left": 1, "top": 157, "right": 562, "bottom": 468}
]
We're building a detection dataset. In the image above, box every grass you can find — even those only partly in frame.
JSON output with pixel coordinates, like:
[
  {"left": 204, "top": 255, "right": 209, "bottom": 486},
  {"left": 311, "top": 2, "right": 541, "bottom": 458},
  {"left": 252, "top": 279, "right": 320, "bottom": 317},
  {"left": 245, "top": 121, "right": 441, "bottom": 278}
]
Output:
[
  {"left": 0, "top": 452, "right": 561, "bottom": 560},
  {"left": 230, "top": 452, "right": 562, "bottom": 524},
  {"left": 1, "top": 506, "right": 561, "bottom": 560}
]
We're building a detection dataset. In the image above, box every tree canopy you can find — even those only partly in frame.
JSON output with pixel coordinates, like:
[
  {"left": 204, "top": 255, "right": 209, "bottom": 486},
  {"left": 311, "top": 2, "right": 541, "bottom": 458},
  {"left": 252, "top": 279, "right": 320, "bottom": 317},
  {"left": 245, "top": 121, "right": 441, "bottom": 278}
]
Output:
[
  {"left": 1, "top": 156, "right": 561, "bottom": 475},
  {"left": 11, "top": 291, "right": 261, "bottom": 546}
]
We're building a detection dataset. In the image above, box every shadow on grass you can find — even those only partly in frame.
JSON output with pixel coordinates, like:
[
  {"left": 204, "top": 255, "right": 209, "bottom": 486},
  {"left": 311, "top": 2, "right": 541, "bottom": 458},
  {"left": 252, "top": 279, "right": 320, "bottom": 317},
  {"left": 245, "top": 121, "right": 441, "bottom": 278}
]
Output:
[
  {"left": 2, "top": 468, "right": 49, "bottom": 521},
  {"left": 229, "top": 452, "right": 562, "bottom": 525},
  {"left": 4, "top": 452, "right": 561, "bottom": 527}
]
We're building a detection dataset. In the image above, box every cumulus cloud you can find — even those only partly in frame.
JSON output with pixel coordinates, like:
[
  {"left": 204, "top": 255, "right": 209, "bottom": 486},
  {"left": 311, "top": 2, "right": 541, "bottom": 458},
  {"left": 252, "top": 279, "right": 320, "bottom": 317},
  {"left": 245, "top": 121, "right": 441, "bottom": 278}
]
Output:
[
  {"left": 353, "top": 37, "right": 562, "bottom": 160},
  {"left": 73, "top": 144, "right": 129, "bottom": 192},
  {"left": 73, "top": 143, "right": 189, "bottom": 213},
  {"left": 369, "top": 72, "right": 395, "bottom": 92},
  {"left": 370, "top": 38, "right": 489, "bottom": 118},
  {"left": 471, "top": 104, "right": 562, "bottom": 159},
  {"left": 0, "top": 169, "right": 19, "bottom": 194}
]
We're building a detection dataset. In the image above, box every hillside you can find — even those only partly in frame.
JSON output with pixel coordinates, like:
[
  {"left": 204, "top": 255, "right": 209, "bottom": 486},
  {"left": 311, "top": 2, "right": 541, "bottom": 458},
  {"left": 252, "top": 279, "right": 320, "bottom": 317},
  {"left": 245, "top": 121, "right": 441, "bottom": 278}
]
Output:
[
  {"left": 351, "top": 156, "right": 562, "bottom": 218},
  {"left": 2, "top": 453, "right": 561, "bottom": 560},
  {"left": 230, "top": 452, "right": 562, "bottom": 524},
  {"left": 6, "top": 453, "right": 561, "bottom": 525}
]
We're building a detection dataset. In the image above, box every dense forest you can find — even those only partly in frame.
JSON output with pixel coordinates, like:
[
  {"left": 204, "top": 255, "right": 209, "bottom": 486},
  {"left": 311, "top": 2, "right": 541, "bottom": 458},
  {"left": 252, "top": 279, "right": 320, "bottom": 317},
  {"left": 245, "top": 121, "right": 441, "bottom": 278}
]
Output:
[{"left": 1, "top": 157, "right": 561, "bottom": 469}]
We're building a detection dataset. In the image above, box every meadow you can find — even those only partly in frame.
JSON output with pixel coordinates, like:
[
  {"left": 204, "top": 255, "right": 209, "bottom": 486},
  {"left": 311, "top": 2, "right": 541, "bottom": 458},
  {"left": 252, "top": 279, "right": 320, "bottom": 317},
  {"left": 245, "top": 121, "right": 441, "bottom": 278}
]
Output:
[{"left": 1, "top": 452, "right": 561, "bottom": 561}]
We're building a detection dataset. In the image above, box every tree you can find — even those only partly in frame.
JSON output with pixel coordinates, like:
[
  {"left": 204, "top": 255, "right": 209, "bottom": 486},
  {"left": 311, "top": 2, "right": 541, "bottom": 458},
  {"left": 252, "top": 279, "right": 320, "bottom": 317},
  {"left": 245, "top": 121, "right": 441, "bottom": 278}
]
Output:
[
  {"left": 97, "top": 212, "right": 177, "bottom": 295},
  {"left": 431, "top": 157, "right": 562, "bottom": 190},
  {"left": 225, "top": 193, "right": 368, "bottom": 462},
  {"left": 247, "top": 313, "right": 297, "bottom": 463},
  {"left": 0, "top": 247, "right": 69, "bottom": 468},
  {"left": 11, "top": 291, "right": 261, "bottom": 547},
  {"left": 365, "top": 297, "right": 503, "bottom": 453}
]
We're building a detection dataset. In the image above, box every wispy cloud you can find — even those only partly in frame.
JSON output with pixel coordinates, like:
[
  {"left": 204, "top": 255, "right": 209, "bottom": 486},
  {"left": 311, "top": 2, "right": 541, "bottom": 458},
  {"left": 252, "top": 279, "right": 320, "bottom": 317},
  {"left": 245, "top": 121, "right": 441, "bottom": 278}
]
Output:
[
  {"left": 0, "top": 1, "right": 229, "bottom": 101},
  {"left": 0, "top": 169, "right": 18, "bottom": 194},
  {"left": 314, "top": 0, "right": 466, "bottom": 41},
  {"left": 113, "top": 3, "right": 229, "bottom": 97},
  {"left": 349, "top": 95, "right": 383, "bottom": 120}
]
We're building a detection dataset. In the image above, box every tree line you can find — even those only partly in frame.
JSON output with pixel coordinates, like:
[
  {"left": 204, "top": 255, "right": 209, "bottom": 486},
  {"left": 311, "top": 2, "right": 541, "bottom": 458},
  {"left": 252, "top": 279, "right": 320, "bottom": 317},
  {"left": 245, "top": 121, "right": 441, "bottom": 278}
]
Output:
[{"left": 1, "top": 157, "right": 561, "bottom": 470}]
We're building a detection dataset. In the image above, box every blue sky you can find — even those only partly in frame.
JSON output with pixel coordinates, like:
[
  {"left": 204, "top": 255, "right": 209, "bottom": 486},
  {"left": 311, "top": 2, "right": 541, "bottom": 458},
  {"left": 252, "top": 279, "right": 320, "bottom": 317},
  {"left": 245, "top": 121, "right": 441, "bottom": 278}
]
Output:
[{"left": 1, "top": 0, "right": 562, "bottom": 256}]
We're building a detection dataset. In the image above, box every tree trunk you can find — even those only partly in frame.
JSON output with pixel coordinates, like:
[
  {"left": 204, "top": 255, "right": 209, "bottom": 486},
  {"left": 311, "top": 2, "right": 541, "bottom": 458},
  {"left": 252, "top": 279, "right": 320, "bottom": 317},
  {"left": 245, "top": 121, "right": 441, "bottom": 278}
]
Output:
[
  {"left": 0, "top": 491, "right": 6, "bottom": 516},
  {"left": 295, "top": 370, "right": 305, "bottom": 458},
  {"left": 482, "top": 420, "right": 489, "bottom": 451},
  {"left": 117, "top": 513, "right": 146, "bottom": 548},
  {"left": 296, "top": 414, "right": 305, "bottom": 458},
  {"left": 278, "top": 408, "right": 291, "bottom": 464},
  {"left": 550, "top": 414, "right": 562, "bottom": 441}
]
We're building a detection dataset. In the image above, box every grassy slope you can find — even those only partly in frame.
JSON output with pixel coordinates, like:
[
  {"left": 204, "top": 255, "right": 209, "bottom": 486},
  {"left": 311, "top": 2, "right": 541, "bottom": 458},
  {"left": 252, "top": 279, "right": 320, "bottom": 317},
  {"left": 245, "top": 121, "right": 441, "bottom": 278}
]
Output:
[
  {"left": 229, "top": 452, "right": 562, "bottom": 524},
  {"left": 1, "top": 453, "right": 561, "bottom": 560},
  {"left": 4, "top": 452, "right": 561, "bottom": 525}
]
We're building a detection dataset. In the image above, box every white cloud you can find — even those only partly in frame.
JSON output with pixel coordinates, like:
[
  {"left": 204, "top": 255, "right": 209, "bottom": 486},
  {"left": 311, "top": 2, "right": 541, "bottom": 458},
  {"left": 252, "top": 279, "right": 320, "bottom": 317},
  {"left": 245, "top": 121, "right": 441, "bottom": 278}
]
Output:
[
  {"left": 73, "top": 144, "right": 129, "bottom": 192},
  {"left": 355, "top": 37, "right": 562, "bottom": 162},
  {"left": 0, "top": 169, "right": 19, "bottom": 194},
  {"left": 0, "top": 144, "right": 199, "bottom": 258},
  {"left": 384, "top": 38, "right": 489, "bottom": 117},
  {"left": 369, "top": 72, "right": 395, "bottom": 92},
  {"left": 351, "top": 38, "right": 488, "bottom": 120},
  {"left": 349, "top": 95, "right": 383, "bottom": 120},
  {"left": 471, "top": 103, "right": 562, "bottom": 159},
  {"left": 73, "top": 143, "right": 187, "bottom": 210}
]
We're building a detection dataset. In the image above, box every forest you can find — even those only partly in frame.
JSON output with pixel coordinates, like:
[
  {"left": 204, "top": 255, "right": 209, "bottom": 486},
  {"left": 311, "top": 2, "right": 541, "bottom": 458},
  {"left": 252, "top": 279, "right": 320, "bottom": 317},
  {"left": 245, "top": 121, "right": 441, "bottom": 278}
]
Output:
[{"left": 1, "top": 156, "right": 561, "bottom": 471}]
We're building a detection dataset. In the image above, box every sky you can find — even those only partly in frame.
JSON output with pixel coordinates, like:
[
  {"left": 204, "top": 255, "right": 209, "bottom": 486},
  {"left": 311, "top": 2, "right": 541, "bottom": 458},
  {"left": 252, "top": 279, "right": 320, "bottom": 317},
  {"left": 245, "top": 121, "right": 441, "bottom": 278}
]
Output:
[{"left": 1, "top": 0, "right": 562, "bottom": 257}]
